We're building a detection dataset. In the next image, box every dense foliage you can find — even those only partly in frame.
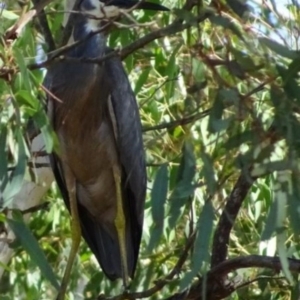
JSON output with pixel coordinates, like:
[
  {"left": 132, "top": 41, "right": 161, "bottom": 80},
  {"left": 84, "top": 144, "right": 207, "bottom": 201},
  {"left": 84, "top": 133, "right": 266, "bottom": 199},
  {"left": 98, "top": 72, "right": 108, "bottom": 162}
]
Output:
[{"left": 1, "top": 0, "right": 300, "bottom": 299}]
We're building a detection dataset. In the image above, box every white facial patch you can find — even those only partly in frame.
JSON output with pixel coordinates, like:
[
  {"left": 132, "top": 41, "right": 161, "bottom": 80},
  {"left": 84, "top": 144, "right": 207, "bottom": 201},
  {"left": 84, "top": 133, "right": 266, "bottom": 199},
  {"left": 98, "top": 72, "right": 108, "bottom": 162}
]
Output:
[{"left": 82, "top": 0, "right": 122, "bottom": 31}]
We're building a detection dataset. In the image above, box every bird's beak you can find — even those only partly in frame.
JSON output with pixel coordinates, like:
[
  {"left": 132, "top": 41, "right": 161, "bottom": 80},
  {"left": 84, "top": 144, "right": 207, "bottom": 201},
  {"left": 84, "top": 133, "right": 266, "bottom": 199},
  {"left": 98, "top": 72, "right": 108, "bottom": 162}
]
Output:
[{"left": 103, "top": 0, "right": 169, "bottom": 11}]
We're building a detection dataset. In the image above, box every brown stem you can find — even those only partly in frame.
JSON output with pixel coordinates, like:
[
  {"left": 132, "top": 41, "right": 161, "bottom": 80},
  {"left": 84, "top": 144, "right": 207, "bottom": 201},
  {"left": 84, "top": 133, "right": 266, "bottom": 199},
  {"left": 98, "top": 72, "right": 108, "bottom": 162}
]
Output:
[{"left": 211, "top": 171, "right": 256, "bottom": 268}]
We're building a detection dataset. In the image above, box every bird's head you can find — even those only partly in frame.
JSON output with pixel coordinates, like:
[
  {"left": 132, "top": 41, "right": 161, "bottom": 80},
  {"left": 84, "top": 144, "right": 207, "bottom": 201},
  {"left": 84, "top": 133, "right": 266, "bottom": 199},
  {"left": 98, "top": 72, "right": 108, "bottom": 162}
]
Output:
[{"left": 79, "top": 0, "right": 169, "bottom": 31}]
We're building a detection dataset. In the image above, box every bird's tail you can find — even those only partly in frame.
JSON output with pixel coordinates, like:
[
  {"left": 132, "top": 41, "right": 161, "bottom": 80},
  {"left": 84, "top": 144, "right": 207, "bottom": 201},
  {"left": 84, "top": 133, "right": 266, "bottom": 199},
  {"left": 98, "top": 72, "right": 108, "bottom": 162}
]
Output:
[{"left": 79, "top": 208, "right": 137, "bottom": 281}]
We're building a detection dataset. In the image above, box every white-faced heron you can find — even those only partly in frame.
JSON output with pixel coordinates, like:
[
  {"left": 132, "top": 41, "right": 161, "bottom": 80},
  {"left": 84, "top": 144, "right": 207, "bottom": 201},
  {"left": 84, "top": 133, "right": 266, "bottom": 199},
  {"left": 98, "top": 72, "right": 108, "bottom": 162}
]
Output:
[{"left": 44, "top": 0, "right": 168, "bottom": 298}]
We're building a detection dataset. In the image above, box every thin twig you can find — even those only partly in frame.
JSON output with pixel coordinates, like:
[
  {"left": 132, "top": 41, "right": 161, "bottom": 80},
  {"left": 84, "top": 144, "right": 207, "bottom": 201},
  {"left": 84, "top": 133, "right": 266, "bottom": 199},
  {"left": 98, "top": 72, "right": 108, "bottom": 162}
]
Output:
[
  {"left": 28, "top": 8, "right": 213, "bottom": 70},
  {"left": 40, "top": 84, "right": 63, "bottom": 103},
  {"left": 143, "top": 110, "right": 209, "bottom": 132}
]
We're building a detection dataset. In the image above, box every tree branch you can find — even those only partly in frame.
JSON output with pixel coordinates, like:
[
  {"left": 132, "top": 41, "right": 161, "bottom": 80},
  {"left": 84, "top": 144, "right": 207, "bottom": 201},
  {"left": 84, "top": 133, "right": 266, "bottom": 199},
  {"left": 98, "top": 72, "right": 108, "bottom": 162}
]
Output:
[
  {"left": 143, "top": 110, "right": 209, "bottom": 132},
  {"left": 209, "top": 255, "right": 300, "bottom": 278},
  {"left": 166, "top": 255, "right": 300, "bottom": 300},
  {"left": 210, "top": 171, "right": 256, "bottom": 268}
]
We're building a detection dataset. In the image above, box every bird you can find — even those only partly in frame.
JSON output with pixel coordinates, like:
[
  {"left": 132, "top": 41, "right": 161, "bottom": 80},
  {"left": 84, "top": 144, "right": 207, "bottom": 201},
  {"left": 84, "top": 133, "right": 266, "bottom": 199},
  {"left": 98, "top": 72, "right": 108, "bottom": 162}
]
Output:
[{"left": 44, "top": 0, "right": 168, "bottom": 298}]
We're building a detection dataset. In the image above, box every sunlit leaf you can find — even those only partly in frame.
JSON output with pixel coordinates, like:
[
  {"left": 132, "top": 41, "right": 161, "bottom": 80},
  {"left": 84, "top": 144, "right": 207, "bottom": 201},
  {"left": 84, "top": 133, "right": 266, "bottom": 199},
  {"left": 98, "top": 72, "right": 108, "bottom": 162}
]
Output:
[
  {"left": 1, "top": 9, "right": 18, "bottom": 20},
  {"left": 7, "top": 211, "right": 59, "bottom": 290},
  {"left": 180, "top": 201, "right": 214, "bottom": 291}
]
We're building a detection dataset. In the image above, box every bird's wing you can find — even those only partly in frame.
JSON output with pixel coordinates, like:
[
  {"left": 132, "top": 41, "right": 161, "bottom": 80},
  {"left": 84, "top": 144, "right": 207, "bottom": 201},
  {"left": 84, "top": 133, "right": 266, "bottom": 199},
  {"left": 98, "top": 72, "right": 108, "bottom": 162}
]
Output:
[
  {"left": 45, "top": 57, "right": 146, "bottom": 279},
  {"left": 45, "top": 62, "right": 125, "bottom": 279},
  {"left": 105, "top": 55, "right": 147, "bottom": 264}
]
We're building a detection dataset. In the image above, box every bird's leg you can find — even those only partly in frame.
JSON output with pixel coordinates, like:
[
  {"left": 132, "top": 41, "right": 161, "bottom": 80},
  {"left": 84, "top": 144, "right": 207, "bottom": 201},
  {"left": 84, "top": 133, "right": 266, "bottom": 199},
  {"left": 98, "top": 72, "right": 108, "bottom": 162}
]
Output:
[
  {"left": 57, "top": 167, "right": 81, "bottom": 300},
  {"left": 113, "top": 165, "right": 129, "bottom": 289}
]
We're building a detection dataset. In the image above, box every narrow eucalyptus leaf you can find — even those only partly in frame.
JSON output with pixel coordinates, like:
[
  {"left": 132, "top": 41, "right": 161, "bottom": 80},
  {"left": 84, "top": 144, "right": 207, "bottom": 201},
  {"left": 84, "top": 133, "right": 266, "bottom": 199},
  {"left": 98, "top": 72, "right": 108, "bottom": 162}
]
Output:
[
  {"left": 147, "top": 225, "right": 164, "bottom": 253},
  {"left": 0, "top": 126, "right": 8, "bottom": 184},
  {"left": 180, "top": 201, "right": 214, "bottom": 291},
  {"left": 147, "top": 164, "right": 168, "bottom": 251},
  {"left": 169, "top": 142, "right": 196, "bottom": 227},
  {"left": 259, "top": 38, "right": 298, "bottom": 59},
  {"left": 277, "top": 232, "right": 293, "bottom": 284},
  {"left": 288, "top": 174, "right": 300, "bottom": 235},
  {"left": 200, "top": 152, "right": 217, "bottom": 195},
  {"left": 166, "top": 44, "right": 181, "bottom": 102},
  {"left": 192, "top": 201, "right": 214, "bottom": 268},
  {"left": 261, "top": 196, "right": 277, "bottom": 241},
  {"left": 13, "top": 49, "right": 31, "bottom": 92},
  {"left": 151, "top": 164, "right": 168, "bottom": 224},
  {"left": 134, "top": 68, "right": 151, "bottom": 95},
  {"left": 7, "top": 212, "right": 59, "bottom": 290},
  {"left": 3, "top": 131, "right": 27, "bottom": 206}
]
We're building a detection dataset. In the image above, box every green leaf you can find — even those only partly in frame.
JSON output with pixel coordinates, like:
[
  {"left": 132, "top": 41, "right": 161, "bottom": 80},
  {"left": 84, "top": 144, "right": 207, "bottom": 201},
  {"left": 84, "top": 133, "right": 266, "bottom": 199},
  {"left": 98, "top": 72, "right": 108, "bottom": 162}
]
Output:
[
  {"left": 274, "top": 176, "right": 293, "bottom": 282},
  {"left": 270, "top": 84, "right": 285, "bottom": 108},
  {"left": 180, "top": 201, "right": 214, "bottom": 290},
  {"left": 208, "top": 88, "right": 239, "bottom": 133},
  {"left": 259, "top": 38, "right": 298, "bottom": 59},
  {"left": 134, "top": 68, "right": 151, "bottom": 95},
  {"left": 276, "top": 64, "right": 300, "bottom": 102},
  {"left": 3, "top": 130, "right": 27, "bottom": 206},
  {"left": 277, "top": 232, "right": 293, "bottom": 284},
  {"left": 261, "top": 194, "right": 277, "bottom": 240},
  {"left": 33, "top": 110, "right": 54, "bottom": 153},
  {"left": 209, "top": 15, "right": 243, "bottom": 39},
  {"left": 15, "top": 90, "right": 38, "bottom": 109},
  {"left": 148, "top": 164, "right": 169, "bottom": 251},
  {"left": 192, "top": 58, "right": 205, "bottom": 82},
  {"left": 7, "top": 211, "right": 59, "bottom": 290},
  {"left": 288, "top": 174, "right": 300, "bottom": 235},
  {"left": 230, "top": 48, "right": 257, "bottom": 72},
  {"left": 165, "top": 44, "right": 181, "bottom": 102},
  {"left": 224, "top": 130, "right": 256, "bottom": 150},
  {"left": 0, "top": 126, "right": 8, "bottom": 191},
  {"left": 151, "top": 164, "right": 168, "bottom": 224},
  {"left": 13, "top": 48, "right": 32, "bottom": 93},
  {"left": 200, "top": 152, "right": 217, "bottom": 195},
  {"left": 169, "top": 142, "right": 196, "bottom": 228},
  {"left": 1, "top": 9, "right": 19, "bottom": 20},
  {"left": 173, "top": 9, "right": 197, "bottom": 23}
]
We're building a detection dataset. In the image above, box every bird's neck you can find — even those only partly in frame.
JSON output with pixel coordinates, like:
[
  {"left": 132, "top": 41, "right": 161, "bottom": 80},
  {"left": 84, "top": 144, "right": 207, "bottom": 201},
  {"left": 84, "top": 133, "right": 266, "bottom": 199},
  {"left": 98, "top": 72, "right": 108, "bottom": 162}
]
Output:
[{"left": 68, "top": 18, "right": 107, "bottom": 59}]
